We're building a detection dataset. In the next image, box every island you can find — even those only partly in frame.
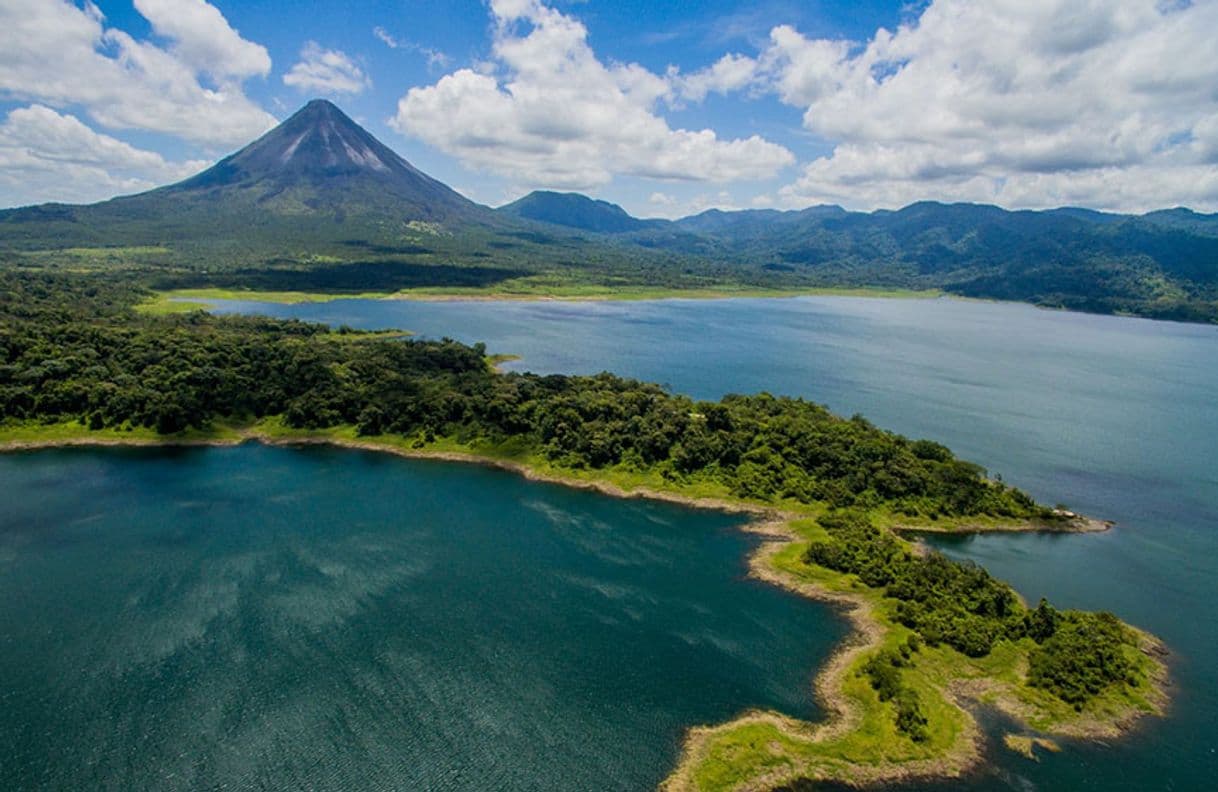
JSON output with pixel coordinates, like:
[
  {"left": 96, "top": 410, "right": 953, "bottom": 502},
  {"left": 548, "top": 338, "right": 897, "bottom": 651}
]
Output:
[{"left": 0, "top": 270, "right": 1168, "bottom": 790}]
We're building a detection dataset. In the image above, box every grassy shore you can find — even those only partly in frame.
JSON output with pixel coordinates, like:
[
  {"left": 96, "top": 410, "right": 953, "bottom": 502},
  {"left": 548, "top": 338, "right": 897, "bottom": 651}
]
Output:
[
  {"left": 664, "top": 520, "right": 1166, "bottom": 791},
  {"left": 0, "top": 418, "right": 1168, "bottom": 790},
  {"left": 136, "top": 283, "right": 940, "bottom": 314}
]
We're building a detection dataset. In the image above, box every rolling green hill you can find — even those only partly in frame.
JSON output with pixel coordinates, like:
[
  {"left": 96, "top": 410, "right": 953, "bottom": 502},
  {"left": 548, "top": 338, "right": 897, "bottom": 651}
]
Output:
[{"left": 499, "top": 190, "right": 664, "bottom": 234}]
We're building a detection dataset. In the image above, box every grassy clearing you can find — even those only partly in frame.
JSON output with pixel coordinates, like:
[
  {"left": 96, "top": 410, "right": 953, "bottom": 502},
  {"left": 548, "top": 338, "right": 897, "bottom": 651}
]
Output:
[
  {"left": 135, "top": 288, "right": 400, "bottom": 314},
  {"left": 135, "top": 283, "right": 941, "bottom": 314}
]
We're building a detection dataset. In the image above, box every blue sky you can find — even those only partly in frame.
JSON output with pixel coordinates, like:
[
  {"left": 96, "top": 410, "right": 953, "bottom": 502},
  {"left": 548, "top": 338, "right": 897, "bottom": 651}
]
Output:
[{"left": 1, "top": 0, "right": 1216, "bottom": 216}]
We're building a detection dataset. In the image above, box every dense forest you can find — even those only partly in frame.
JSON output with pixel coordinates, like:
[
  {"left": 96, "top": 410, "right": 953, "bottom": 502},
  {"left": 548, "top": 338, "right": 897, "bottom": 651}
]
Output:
[{"left": 0, "top": 270, "right": 1147, "bottom": 730}]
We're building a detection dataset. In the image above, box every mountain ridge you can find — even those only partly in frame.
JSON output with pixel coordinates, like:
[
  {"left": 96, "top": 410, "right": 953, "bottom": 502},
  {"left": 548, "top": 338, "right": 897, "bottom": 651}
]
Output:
[
  {"left": 498, "top": 191, "right": 663, "bottom": 233},
  {"left": 0, "top": 99, "right": 1215, "bottom": 324}
]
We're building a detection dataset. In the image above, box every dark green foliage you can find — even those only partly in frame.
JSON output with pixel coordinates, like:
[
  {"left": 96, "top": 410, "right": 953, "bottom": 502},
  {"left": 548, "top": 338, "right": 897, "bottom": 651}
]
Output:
[
  {"left": 803, "top": 509, "right": 1143, "bottom": 707},
  {"left": 861, "top": 647, "right": 928, "bottom": 742},
  {"left": 1029, "top": 611, "right": 1138, "bottom": 709},
  {"left": 805, "top": 510, "right": 1021, "bottom": 656},
  {"left": 863, "top": 650, "right": 906, "bottom": 701},
  {"left": 893, "top": 688, "right": 929, "bottom": 742},
  {"left": 1025, "top": 598, "right": 1063, "bottom": 643},
  {"left": 890, "top": 554, "right": 1022, "bottom": 657},
  {"left": 155, "top": 261, "right": 530, "bottom": 293},
  {"left": 804, "top": 510, "right": 909, "bottom": 587}
]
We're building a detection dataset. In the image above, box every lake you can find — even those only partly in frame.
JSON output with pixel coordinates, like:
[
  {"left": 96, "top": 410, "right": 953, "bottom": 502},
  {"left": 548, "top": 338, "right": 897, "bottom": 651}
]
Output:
[
  {"left": 5, "top": 293, "right": 1217, "bottom": 790},
  {"left": 0, "top": 445, "right": 838, "bottom": 790}
]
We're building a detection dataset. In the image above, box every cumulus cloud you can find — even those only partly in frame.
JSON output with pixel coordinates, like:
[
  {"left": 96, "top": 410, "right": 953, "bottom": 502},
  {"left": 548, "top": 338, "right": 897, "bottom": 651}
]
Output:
[
  {"left": 672, "top": 53, "right": 762, "bottom": 103},
  {"left": 133, "top": 0, "right": 271, "bottom": 80},
  {"left": 390, "top": 0, "right": 794, "bottom": 189},
  {"left": 284, "top": 42, "right": 371, "bottom": 95},
  {"left": 0, "top": 105, "right": 208, "bottom": 207},
  {"left": 0, "top": 0, "right": 275, "bottom": 147},
  {"left": 709, "top": 0, "right": 1218, "bottom": 211}
]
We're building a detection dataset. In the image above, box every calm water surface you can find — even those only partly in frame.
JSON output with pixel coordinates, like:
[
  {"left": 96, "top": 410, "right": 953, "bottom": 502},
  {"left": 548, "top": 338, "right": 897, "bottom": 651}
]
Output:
[
  {"left": 0, "top": 446, "right": 837, "bottom": 790},
  {"left": 5, "top": 295, "right": 1216, "bottom": 790}
]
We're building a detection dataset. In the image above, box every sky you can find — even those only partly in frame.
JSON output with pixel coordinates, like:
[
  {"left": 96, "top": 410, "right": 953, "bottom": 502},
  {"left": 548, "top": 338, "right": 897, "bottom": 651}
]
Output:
[{"left": 1, "top": 0, "right": 1216, "bottom": 217}]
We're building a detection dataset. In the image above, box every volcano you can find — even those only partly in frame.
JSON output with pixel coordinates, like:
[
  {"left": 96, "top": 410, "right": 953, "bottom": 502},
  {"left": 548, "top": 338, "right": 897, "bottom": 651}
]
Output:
[
  {"left": 162, "top": 99, "right": 483, "bottom": 223},
  {"left": 0, "top": 99, "right": 498, "bottom": 254}
]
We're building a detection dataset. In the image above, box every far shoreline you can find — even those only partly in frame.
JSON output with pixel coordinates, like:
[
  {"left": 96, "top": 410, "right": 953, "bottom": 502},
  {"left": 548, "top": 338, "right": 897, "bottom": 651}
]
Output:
[
  {"left": 0, "top": 426, "right": 1167, "bottom": 790},
  {"left": 136, "top": 284, "right": 1218, "bottom": 331},
  {"left": 138, "top": 285, "right": 942, "bottom": 314}
]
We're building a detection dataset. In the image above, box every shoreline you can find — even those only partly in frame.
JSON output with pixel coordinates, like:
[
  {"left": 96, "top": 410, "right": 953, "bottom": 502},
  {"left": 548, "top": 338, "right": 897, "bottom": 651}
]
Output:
[
  {"left": 663, "top": 519, "right": 984, "bottom": 791},
  {"left": 0, "top": 429, "right": 1166, "bottom": 789},
  {"left": 133, "top": 285, "right": 1218, "bottom": 329},
  {"left": 893, "top": 515, "right": 1113, "bottom": 535},
  {"left": 0, "top": 430, "right": 1095, "bottom": 533}
]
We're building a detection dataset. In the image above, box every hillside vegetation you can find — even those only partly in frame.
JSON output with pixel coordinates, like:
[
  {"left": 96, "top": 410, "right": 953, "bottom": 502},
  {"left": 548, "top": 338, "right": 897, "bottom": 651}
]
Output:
[{"left": 0, "top": 101, "right": 1213, "bottom": 323}]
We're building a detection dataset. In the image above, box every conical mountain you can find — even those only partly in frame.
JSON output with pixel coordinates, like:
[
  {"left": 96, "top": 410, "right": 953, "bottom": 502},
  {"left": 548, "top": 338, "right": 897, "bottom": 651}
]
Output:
[
  {"left": 0, "top": 99, "right": 498, "bottom": 255},
  {"left": 164, "top": 99, "right": 481, "bottom": 221}
]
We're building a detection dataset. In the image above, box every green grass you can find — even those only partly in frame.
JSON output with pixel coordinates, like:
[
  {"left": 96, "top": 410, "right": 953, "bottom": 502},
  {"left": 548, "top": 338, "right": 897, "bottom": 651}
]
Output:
[
  {"left": 136, "top": 288, "right": 402, "bottom": 314},
  {"left": 135, "top": 282, "right": 941, "bottom": 314},
  {"left": 0, "top": 419, "right": 245, "bottom": 445}
]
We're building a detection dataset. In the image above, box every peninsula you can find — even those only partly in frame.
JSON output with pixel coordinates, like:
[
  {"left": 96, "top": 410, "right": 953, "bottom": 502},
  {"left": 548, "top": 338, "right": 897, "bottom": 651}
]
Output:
[{"left": 0, "top": 271, "right": 1168, "bottom": 789}]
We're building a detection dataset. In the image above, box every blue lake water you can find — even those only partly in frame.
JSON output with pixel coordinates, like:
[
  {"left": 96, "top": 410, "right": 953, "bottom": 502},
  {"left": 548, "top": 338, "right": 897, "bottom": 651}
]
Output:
[
  {"left": 5, "top": 294, "right": 1217, "bottom": 789},
  {"left": 0, "top": 445, "right": 837, "bottom": 790}
]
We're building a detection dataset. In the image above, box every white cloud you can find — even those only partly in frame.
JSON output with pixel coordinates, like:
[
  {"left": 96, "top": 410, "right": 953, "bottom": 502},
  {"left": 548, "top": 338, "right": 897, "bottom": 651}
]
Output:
[
  {"left": 734, "top": 0, "right": 1218, "bottom": 211},
  {"left": 0, "top": 0, "right": 275, "bottom": 147},
  {"left": 284, "top": 42, "right": 371, "bottom": 95},
  {"left": 672, "top": 53, "right": 761, "bottom": 103},
  {"left": 0, "top": 105, "right": 208, "bottom": 207},
  {"left": 390, "top": 0, "right": 794, "bottom": 189},
  {"left": 133, "top": 0, "right": 270, "bottom": 80}
]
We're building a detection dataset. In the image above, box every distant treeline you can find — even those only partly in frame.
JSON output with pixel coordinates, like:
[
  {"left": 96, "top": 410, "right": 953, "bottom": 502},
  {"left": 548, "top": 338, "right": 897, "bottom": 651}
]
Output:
[{"left": 4, "top": 196, "right": 1217, "bottom": 324}]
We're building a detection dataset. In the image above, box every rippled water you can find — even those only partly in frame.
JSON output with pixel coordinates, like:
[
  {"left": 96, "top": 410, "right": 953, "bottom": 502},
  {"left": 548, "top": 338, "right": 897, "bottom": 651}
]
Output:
[
  {"left": 195, "top": 294, "right": 1218, "bottom": 791},
  {"left": 0, "top": 446, "right": 839, "bottom": 790}
]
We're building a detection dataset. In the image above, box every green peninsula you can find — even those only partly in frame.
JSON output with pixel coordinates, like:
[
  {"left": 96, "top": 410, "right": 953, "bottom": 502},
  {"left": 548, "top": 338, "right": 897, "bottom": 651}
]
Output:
[{"left": 0, "top": 271, "right": 1167, "bottom": 789}]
